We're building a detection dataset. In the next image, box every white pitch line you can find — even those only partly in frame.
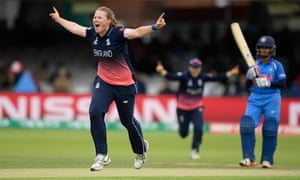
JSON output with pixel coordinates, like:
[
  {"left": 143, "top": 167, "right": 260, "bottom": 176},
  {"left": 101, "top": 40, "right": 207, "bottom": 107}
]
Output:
[{"left": 1, "top": 168, "right": 300, "bottom": 178}]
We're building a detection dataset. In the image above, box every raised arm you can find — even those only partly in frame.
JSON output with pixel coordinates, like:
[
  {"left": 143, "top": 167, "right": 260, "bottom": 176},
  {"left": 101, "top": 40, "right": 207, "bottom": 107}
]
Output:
[
  {"left": 49, "top": 7, "right": 87, "bottom": 38},
  {"left": 226, "top": 65, "right": 239, "bottom": 77},
  {"left": 125, "top": 12, "right": 166, "bottom": 39},
  {"left": 156, "top": 61, "right": 167, "bottom": 76}
]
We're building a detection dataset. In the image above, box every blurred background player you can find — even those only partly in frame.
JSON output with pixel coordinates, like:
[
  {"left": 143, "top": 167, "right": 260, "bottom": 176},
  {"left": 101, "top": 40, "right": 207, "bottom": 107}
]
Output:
[
  {"left": 49, "top": 6, "right": 166, "bottom": 170},
  {"left": 239, "top": 35, "right": 286, "bottom": 168},
  {"left": 156, "top": 58, "right": 239, "bottom": 159}
]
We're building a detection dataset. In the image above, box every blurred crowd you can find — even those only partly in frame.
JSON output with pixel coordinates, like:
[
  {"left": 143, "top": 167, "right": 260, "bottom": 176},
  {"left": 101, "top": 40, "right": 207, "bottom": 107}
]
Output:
[
  {"left": 1, "top": 36, "right": 299, "bottom": 97},
  {"left": 1, "top": 23, "right": 300, "bottom": 96},
  {"left": 1, "top": 2, "right": 300, "bottom": 96},
  {"left": 0, "top": 60, "right": 72, "bottom": 93}
]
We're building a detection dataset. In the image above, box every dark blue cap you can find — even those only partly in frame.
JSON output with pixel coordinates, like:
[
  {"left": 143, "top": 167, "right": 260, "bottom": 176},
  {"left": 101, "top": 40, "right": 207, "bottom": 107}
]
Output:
[{"left": 189, "top": 58, "right": 202, "bottom": 67}]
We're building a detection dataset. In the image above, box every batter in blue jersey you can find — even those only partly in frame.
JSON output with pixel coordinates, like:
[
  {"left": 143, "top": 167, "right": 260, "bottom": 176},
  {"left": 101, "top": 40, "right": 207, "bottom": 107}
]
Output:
[
  {"left": 156, "top": 58, "right": 239, "bottom": 159},
  {"left": 239, "top": 35, "right": 286, "bottom": 168}
]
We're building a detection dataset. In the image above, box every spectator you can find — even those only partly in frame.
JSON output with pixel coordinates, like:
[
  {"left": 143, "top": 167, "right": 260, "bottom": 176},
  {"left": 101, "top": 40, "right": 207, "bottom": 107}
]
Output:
[
  {"left": 159, "top": 80, "right": 175, "bottom": 94},
  {"left": 234, "top": 73, "right": 249, "bottom": 96},
  {"left": 34, "top": 60, "right": 52, "bottom": 92},
  {"left": 51, "top": 66, "right": 72, "bottom": 92},
  {"left": 283, "top": 73, "right": 300, "bottom": 97},
  {"left": 8, "top": 60, "right": 41, "bottom": 92},
  {"left": 8, "top": 60, "right": 24, "bottom": 87},
  {"left": 0, "top": 61, "right": 10, "bottom": 90},
  {"left": 202, "top": 70, "right": 226, "bottom": 96},
  {"left": 34, "top": 60, "right": 51, "bottom": 82}
]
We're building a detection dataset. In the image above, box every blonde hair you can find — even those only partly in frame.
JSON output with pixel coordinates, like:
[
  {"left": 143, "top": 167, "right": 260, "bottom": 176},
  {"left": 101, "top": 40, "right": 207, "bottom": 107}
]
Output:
[{"left": 96, "top": 6, "right": 123, "bottom": 27}]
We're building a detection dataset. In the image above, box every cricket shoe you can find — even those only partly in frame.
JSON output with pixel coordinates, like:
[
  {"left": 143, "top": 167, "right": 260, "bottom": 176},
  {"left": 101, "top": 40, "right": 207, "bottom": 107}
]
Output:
[
  {"left": 239, "top": 158, "right": 257, "bottom": 167},
  {"left": 190, "top": 149, "right": 200, "bottom": 160},
  {"left": 262, "top": 161, "right": 272, "bottom": 168},
  {"left": 90, "top": 154, "right": 111, "bottom": 171},
  {"left": 134, "top": 154, "right": 147, "bottom": 169},
  {"left": 134, "top": 140, "right": 149, "bottom": 169}
]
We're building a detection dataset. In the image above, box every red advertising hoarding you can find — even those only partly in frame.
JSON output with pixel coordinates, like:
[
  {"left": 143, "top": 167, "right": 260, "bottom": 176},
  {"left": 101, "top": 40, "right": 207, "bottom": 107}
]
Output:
[{"left": 0, "top": 92, "right": 299, "bottom": 134}]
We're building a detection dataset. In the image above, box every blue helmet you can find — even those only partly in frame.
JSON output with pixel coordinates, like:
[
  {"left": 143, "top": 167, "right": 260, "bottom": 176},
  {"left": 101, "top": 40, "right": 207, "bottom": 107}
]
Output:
[{"left": 256, "top": 35, "right": 276, "bottom": 58}]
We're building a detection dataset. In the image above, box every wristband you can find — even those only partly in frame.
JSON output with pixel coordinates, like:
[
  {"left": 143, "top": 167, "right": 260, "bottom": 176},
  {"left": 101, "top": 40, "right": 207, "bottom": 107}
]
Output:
[{"left": 151, "top": 24, "right": 157, "bottom": 31}]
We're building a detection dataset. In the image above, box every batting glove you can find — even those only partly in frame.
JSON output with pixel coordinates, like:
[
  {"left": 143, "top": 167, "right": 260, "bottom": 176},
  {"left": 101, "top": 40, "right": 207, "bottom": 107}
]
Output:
[
  {"left": 255, "top": 77, "right": 271, "bottom": 88},
  {"left": 246, "top": 66, "right": 257, "bottom": 80}
]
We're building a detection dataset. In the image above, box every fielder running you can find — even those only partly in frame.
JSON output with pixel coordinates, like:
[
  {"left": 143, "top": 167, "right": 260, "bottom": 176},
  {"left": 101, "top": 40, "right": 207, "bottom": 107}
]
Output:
[
  {"left": 156, "top": 58, "right": 239, "bottom": 159},
  {"left": 239, "top": 35, "right": 286, "bottom": 168},
  {"left": 50, "top": 6, "right": 166, "bottom": 170}
]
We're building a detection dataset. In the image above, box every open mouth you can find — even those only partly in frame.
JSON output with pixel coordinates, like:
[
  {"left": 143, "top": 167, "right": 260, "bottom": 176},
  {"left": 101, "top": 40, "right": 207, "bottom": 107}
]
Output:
[{"left": 95, "top": 24, "right": 100, "bottom": 28}]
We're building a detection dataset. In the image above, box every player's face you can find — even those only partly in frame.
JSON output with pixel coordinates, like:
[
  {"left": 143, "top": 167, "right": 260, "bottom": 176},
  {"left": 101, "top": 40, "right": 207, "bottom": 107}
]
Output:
[
  {"left": 189, "top": 67, "right": 201, "bottom": 78},
  {"left": 258, "top": 47, "right": 271, "bottom": 57},
  {"left": 93, "top": 10, "right": 111, "bottom": 34}
]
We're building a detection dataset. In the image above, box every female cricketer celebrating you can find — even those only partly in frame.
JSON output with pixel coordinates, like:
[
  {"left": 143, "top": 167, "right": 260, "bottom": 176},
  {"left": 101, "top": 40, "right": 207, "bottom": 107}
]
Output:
[
  {"left": 239, "top": 35, "right": 286, "bottom": 168},
  {"left": 156, "top": 58, "right": 239, "bottom": 159},
  {"left": 50, "top": 6, "right": 166, "bottom": 170}
]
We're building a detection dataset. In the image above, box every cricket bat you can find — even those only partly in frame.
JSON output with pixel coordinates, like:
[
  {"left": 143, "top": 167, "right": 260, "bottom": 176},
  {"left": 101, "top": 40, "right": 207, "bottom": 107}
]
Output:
[{"left": 230, "top": 22, "right": 255, "bottom": 67}]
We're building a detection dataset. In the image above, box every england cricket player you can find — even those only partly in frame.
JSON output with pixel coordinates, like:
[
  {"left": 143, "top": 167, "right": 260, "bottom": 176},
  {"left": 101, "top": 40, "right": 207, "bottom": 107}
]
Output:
[
  {"left": 50, "top": 6, "right": 166, "bottom": 170},
  {"left": 156, "top": 58, "right": 239, "bottom": 159}
]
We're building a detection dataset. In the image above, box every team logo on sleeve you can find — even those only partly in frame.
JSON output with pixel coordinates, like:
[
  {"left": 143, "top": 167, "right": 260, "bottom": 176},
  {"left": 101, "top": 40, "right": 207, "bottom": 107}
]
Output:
[
  {"left": 188, "top": 80, "right": 193, "bottom": 87},
  {"left": 197, "top": 79, "right": 203, "bottom": 86},
  {"left": 106, "top": 38, "right": 111, "bottom": 46},
  {"left": 93, "top": 37, "right": 98, "bottom": 45}
]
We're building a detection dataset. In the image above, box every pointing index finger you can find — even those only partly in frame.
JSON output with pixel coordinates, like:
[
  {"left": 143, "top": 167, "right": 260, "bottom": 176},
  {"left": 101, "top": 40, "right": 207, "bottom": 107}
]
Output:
[
  {"left": 159, "top": 12, "right": 165, "bottom": 19},
  {"left": 52, "top": 7, "right": 58, "bottom": 13}
]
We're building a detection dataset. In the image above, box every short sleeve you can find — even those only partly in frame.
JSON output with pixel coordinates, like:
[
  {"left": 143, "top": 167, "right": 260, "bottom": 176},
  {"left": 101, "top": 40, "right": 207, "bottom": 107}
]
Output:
[
  {"left": 85, "top": 27, "right": 94, "bottom": 42},
  {"left": 276, "top": 61, "right": 287, "bottom": 80}
]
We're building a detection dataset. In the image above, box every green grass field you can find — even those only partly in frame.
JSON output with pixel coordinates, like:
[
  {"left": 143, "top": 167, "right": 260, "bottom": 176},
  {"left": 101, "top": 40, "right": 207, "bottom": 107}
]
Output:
[{"left": 0, "top": 128, "right": 299, "bottom": 179}]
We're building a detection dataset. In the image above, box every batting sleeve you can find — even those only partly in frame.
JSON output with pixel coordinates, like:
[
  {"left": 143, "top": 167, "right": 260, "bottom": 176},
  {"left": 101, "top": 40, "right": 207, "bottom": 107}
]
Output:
[
  {"left": 270, "top": 79, "right": 286, "bottom": 89},
  {"left": 276, "top": 61, "right": 287, "bottom": 81}
]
